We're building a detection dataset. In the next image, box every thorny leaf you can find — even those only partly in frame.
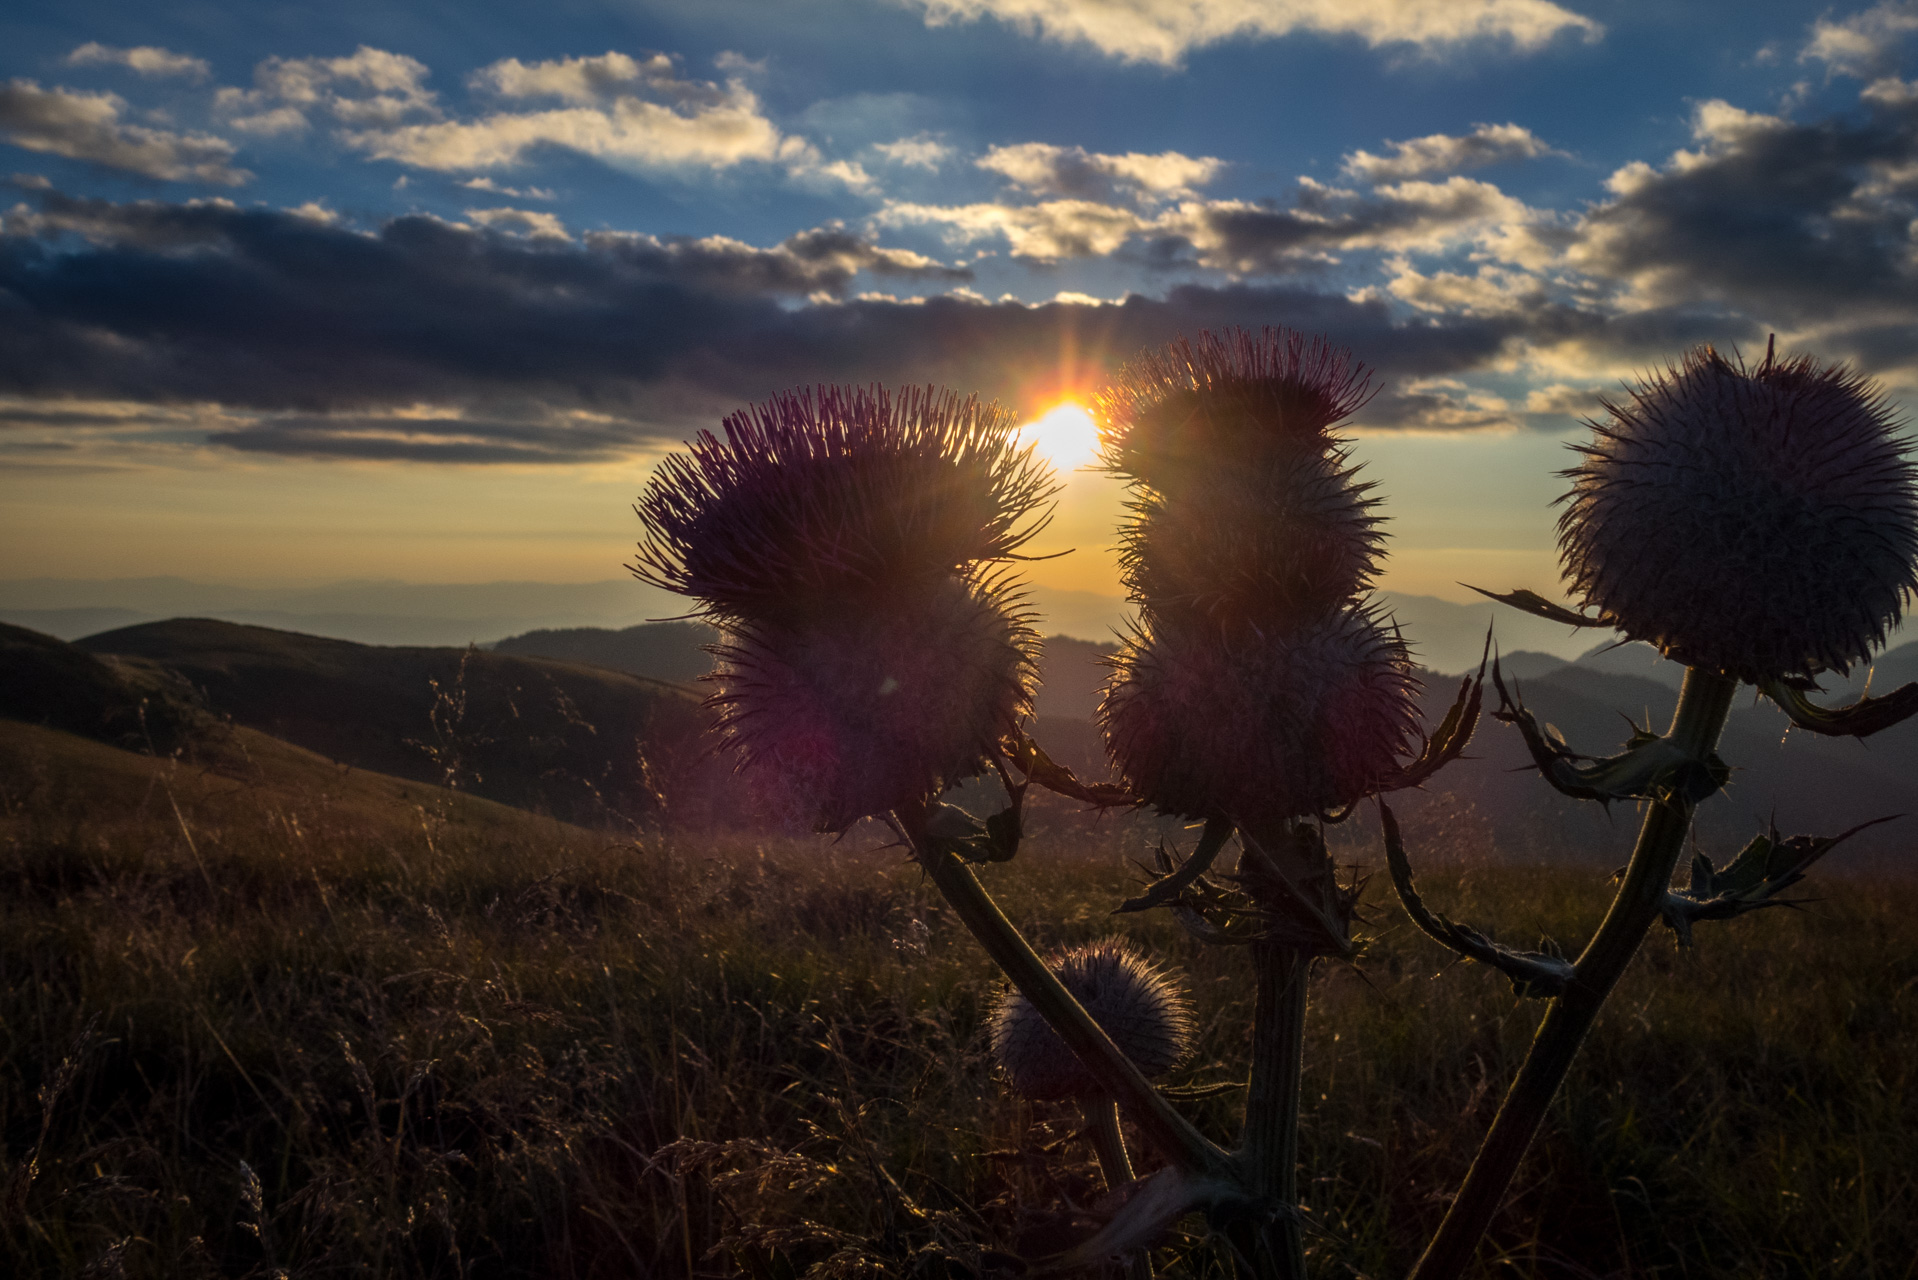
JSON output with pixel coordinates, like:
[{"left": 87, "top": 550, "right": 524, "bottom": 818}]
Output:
[
  {"left": 1005, "top": 729, "right": 1138, "bottom": 809},
  {"left": 1466, "top": 584, "right": 1608, "bottom": 629},
  {"left": 1659, "top": 816, "right": 1899, "bottom": 945},
  {"left": 1493, "top": 659, "right": 1727, "bottom": 806},
  {"left": 1380, "top": 801, "right": 1573, "bottom": 998},
  {"left": 1114, "top": 816, "right": 1235, "bottom": 914},
  {"left": 1362, "top": 637, "right": 1487, "bottom": 803},
  {"left": 1761, "top": 678, "right": 1918, "bottom": 739},
  {"left": 924, "top": 801, "right": 1018, "bottom": 865}
]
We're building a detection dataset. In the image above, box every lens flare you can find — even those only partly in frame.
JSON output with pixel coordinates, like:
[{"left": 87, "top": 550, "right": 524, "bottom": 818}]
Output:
[{"left": 1019, "top": 401, "right": 1101, "bottom": 473}]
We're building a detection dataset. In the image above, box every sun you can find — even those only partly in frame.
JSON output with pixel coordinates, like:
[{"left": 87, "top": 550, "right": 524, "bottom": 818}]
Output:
[{"left": 1017, "top": 401, "right": 1102, "bottom": 473}]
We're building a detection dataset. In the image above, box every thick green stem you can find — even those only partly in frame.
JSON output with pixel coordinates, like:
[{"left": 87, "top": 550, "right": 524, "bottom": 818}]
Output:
[
  {"left": 1409, "top": 666, "right": 1738, "bottom": 1280},
  {"left": 1236, "top": 939, "right": 1310, "bottom": 1279},
  {"left": 900, "top": 803, "right": 1234, "bottom": 1180}
]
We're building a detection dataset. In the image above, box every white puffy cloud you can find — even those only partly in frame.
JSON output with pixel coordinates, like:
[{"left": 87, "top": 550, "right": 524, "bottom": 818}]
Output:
[
  {"left": 465, "top": 206, "right": 571, "bottom": 239},
  {"left": 873, "top": 135, "right": 952, "bottom": 170},
  {"left": 215, "top": 46, "right": 439, "bottom": 133},
  {"left": 900, "top": 0, "right": 1601, "bottom": 66},
  {"left": 977, "top": 141, "right": 1223, "bottom": 200},
  {"left": 470, "top": 51, "right": 719, "bottom": 106},
  {"left": 0, "top": 79, "right": 247, "bottom": 184},
  {"left": 1801, "top": 1, "right": 1918, "bottom": 78},
  {"left": 880, "top": 197, "right": 1152, "bottom": 259},
  {"left": 1342, "top": 122, "right": 1559, "bottom": 182},
  {"left": 66, "top": 43, "right": 210, "bottom": 80},
  {"left": 347, "top": 94, "right": 780, "bottom": 173}
]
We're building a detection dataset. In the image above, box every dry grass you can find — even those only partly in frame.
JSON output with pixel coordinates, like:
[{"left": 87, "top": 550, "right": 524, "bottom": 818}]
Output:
[{"left": 2, "top": 720, "right": 1914, "bottom": 1279}]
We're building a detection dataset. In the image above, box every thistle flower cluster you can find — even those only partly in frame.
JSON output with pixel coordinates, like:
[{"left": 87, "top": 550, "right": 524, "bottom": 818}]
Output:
[
  {"left": 633, "top": 384, "right": 1055, "bottom": 831},
  {"left": 1094, "top": 329, "right": 1420, "bottom": 823},
  {"left": 1560, "top": 344, "right": 1918, "bottom": 683},
  {"left": 990, "top": 939, "right": 1194, "bottom": 1101}
]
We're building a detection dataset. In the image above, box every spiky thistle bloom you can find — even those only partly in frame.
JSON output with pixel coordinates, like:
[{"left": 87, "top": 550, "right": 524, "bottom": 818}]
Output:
[
  {"left": 990, "top": 939, "right": 1194, "bottom": 1101},
  {"left": 1094, "top": 328, "right": 1383, "bottom": 630},
  {"left": 1560, "top": 344, "right": 1918, "bottom": 683},
  {"left": 1100, "top": 604, "right": 1421, "bottom": 823},
  {"left": 633, "top": 385, "right": 1055, "bottom": 831}
]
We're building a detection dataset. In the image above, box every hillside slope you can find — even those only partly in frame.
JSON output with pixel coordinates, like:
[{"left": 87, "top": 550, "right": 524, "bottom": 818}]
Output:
[{"left": 71, "top": 619, "right": 708, "bottom": 828}]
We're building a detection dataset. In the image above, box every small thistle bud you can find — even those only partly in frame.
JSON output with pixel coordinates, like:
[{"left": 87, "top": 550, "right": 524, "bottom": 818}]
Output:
[
  {"left": 632, "top": 385, "right": 1054, "bottom": 830},
  {"left": 1560, "top": 344, "right": 1918, "bottom": 682},
  {"left": 1100, "top": 604, "right": 1421, "bottom": 823},
  {"left": 990, "top": 939, "right": 1194, "bottom": 1101},
  {"left": 1095, "top": 328, "right": 1382, "bottom": 626}
]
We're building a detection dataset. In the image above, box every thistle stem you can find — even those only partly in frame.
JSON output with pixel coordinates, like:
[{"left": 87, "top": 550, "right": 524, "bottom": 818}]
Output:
[
  {"left": 1085, "top": 1098, "right": 1157, "bottom": 1280},
  {"left": 1409, "top": 666, "right": 1738, "bottom": 1280},
  {"left": 899, "top": 802, "right": 1233, "bottom": 1180},
  {"left": 1235, "top": 939, "right": 1310, "bottom": 1279}
]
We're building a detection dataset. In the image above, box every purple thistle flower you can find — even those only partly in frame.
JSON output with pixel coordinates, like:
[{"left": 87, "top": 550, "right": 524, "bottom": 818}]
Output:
[
  {"left": 1100, "top": 604, "right": 1421, "bottom": 823},
  {"left": 1560, "top": 343, "right": 1918, "bottom": 683},
  {"left": 990, "top": 938, "right": 1194, "bottom": 1101},
  {"left": 1094, "top": 328, "right": 1383, "bottom": 627},
  {"left": 632, "top": 385, "right": 1054, "bottom": 831},
  {"left": 634, "top": 385, "right": 1056, "bottom": 626}
]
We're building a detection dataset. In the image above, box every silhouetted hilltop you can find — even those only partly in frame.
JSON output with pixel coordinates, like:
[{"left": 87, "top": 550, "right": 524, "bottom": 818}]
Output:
[
  {"left": 71, "top": 618, "right": 706, "bottom": 827},
  {"left": 0, "top": 621, "right": 203, "bottom": 753},
  {"left": 492, "top": 620, "right": 718, "bottom": 684}
]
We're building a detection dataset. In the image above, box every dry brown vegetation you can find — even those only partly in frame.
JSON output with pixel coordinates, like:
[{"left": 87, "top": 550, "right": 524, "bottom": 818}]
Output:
[{"left": 2, "top": 719, "right": 1914, "bottom": 1278}]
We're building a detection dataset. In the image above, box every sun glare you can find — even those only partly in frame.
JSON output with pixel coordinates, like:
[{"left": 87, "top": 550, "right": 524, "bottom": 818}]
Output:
[{"left": 1018, "top": 401, "right": 1101, "bottom": 473}]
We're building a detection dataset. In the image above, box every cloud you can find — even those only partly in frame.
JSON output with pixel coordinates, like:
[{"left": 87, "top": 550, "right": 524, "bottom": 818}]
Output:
[
  {"left": 461, "top": 176, "right": 556, "bottom": 199},
  {"left": 465, "top": 206, "right": 570, "bottom": 240},
  {"left": 873, "top": 135, "right": 952, "bottom": 170},
  {"left": 0, "top": 80, "right": 247, "bottom": 184},
  {"left": 66, "top": 43, "right": 210, "bottom": 80},
  {"left": 1342, "top": 122, "right": 1560, "bottom": 182},
  {"left": 0, "top": 189, "right": 1545, "bottom": 461},
  {"left": 977, "top": 141, "right": 1223, "bottom": 201},
  {"left": 1564, "top": 92, "right": 1918, "bottom": 345},
  {"left": 900, "top": 0, "right": 1601, "bottom": 66},
  {"left": 345, "top": 63, "right": 786, "bottom": 174},
  {"left": 1801, "top": 1, "right": 1918, "bottom": 78},
  {"left": 881, "top": 196, "right": 1152, "bottom": 260},
  {"left": 471, "top": 51, "right": 718, "bottom": 106},
  {"left": 215, "top": 46, "right": 439, "bottom": 133}
]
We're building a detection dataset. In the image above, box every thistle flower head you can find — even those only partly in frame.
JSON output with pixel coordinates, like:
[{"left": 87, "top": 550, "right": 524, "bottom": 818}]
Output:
[
  {"left": 990, "top": 939, "right": 1194, "bottom": 1101},
  {"left": 711, "top": 572, "right": 1034, "bottom": 833},
  {"left": 634, "top": 385, "right": 1056, "bottom": 628},
  {"left": 1095, "top": 328, "right": 1383, "bottom": 624},
  {"left": 1095, "top": 327, "right": 1375, "bottom": 483},
  {"left": 632, "top": 385, "right": 1053, "bottom": 830},
  {"left": 1560, "top": 343, "right": 1918, "bottom": 682},
  {"left": 1100, "top": 603, "right": 1421, "bottom": 823}
]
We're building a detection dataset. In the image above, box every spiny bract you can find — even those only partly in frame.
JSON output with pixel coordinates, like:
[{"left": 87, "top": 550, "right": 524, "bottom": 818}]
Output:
[
  {"left": 990, "top": 939, "right": 1194, "bottom": 1101},
  {"left": 632, "top": 385, "right": 1053, "bottom": 831},
  {"left": 1100, "top": 603, "right": 1421, "bottom": 823},
  {"left": 1560, "top": 344, "right": 1918, "bottom": 683}
]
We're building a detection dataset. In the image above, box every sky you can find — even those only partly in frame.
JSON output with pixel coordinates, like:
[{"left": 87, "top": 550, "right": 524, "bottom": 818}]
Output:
[{"left": 5, "top": 0, "right": 1918, "bottom": 618}]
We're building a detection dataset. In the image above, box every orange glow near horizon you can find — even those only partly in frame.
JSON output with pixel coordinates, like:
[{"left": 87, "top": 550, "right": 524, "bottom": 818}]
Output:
[{"left": 1017, "top": 401, "right": 1102, "bottom": 475}]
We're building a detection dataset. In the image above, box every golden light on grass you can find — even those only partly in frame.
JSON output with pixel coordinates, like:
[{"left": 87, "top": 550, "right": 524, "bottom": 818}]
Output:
[{"left": 1018, "top": 401, "right": 1101, "bottom": 473}]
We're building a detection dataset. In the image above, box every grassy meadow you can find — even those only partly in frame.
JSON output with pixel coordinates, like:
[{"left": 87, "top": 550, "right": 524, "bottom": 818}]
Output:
[{"left": 2, "top": 720, "right": 1915, "bottom": 1279}]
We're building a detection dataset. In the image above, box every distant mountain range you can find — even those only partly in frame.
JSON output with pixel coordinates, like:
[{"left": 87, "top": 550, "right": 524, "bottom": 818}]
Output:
[{"left": 5, "top": 611, "right": 1914, "bottom": 865}]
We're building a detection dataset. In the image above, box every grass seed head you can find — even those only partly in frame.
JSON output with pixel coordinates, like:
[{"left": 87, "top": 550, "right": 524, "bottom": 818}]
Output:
[
  {"left": 990, "top": 938, "right": 1194, "bottom": 1101},
  {"left": 633, "top": 385, "right": 1051, "bottom": 830},
  {"left": 1099, "top": 603, "right": 1421, "bottom": 823},
  {"left": 1560, "top": 343, "right": 1918, "bottom": 681}
]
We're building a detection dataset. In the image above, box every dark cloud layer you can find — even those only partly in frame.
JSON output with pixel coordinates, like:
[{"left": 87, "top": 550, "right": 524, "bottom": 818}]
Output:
[
  {"left": 1570, "top": 96, "right": 1918, "bottom": 362},
  {"left": 0, "top": 189, "right": 1557, "bottom": 461}
]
